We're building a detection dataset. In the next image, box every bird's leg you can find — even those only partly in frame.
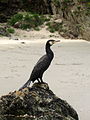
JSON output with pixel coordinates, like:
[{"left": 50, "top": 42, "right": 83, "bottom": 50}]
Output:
[
  {"left": 37, "top": 78, "right": 41, "bottom": 83},
  {"left": 40, "top": 78, "right": 44, "bottom": 83}
]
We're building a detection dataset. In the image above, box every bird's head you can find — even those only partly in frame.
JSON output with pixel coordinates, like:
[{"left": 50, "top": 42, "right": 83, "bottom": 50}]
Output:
[{"left": 46, "top": 40, "right": 60, "bottom": 47}]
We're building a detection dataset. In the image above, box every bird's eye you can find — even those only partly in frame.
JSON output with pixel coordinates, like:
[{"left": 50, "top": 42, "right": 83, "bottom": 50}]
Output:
[{"left": 49, "top": 41, "right": 53, "bottom": 45}]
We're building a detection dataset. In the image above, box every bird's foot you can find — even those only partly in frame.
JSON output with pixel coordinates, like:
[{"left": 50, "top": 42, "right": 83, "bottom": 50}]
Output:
[{"left": 19, "top": 86, "right": 27, "bottom": 91}]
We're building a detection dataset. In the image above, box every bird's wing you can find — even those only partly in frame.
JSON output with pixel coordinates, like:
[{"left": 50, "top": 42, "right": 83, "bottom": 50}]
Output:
[
  {"left": 31, "top": 55, "right": 50, "bottom": 74},
  {"left": 36, "top": 55, "right": 48, "bottom": 65}
]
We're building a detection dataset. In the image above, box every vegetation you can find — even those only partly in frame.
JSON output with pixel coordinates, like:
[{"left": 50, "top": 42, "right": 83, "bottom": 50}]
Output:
[
  {"left": 8, "top": 13, "right": 23, "bottom": 26},
  {"left": 6, "top": 27, "right": 15, "bottom": 34},
  {"left": 8, "top": 12, "right": 50, "bottom": 30},
  {"left": 46, "top": 22, "right": 63, "bottom": 33},
  {"left": 53, "top": 0, "right": 61, "bottom": 7},
  {"left": 0, "top": 27, "right": 11, "bottom": 37}
]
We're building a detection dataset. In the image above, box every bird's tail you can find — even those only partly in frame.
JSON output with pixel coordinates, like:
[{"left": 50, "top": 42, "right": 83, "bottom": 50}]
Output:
[{"left": 19, "top": 79, "right": 31, "bottom": 91}]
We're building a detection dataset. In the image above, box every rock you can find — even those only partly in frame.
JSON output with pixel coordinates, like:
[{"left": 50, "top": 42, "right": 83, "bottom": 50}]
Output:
[
  {"left": 50, "top": 0, "right": 90, "bottom": 40},
  {"left": 0, "top": 82, "right": 79, "bottom": 120},
  {"left": 0, "top": 0, "right": 22, "bottom": 22},
  {"left": 0, "top": 0, "right": 53, "bottom": 23}
]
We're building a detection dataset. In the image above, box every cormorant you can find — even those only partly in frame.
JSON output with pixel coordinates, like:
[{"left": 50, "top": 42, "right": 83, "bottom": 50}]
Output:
[{"left": 19, "top": 40, "right": 60, "bottom": 90}]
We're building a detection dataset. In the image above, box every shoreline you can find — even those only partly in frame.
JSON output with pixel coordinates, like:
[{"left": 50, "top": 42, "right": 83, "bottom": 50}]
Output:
[{"left": 0, "top": 37, "right": 89, "bottom": 45}]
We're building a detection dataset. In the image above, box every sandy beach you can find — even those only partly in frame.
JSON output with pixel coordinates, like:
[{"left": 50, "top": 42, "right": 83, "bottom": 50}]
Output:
[{"left": 0, "top": 35, "right": 90, "bottom": 120}]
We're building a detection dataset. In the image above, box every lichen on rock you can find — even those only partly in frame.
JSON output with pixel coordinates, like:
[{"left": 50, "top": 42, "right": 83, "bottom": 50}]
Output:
[{"left": 0, "top": 82, "right": 79, "bottom": 120}]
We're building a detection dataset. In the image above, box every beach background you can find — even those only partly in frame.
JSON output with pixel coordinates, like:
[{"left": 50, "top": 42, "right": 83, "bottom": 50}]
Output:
[{"left": 0, "top": 29, "right": 90, "bottom": 120}]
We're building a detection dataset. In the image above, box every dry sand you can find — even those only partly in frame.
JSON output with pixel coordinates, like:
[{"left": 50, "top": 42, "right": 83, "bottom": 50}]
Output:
[{"left": 0, "top": 29, "right": 90, "bottom": 120}]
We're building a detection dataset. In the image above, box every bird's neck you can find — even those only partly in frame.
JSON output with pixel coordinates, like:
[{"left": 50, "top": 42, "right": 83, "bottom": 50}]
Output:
[{"left": 46, "top": 45, "right": 54, "bottom": 59}]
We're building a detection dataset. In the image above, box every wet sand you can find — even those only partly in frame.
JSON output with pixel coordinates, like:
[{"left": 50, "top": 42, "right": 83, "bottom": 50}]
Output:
[{"left": 0, "top": 39, "right": 90, "bottom": 120}]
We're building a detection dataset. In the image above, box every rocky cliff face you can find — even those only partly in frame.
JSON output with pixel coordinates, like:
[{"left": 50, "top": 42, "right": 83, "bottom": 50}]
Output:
[
  {"left": 50, "top": 0, "right": 90, "bottom": 40},
  {"left": 0, "top": 83, "right": 79, "bottom": 120},
  {"left": 0, "top": 0, "right": 52, "bottom": 22},
  {"left": 0, "top": 0, "right": 22, "bottom": 22}
]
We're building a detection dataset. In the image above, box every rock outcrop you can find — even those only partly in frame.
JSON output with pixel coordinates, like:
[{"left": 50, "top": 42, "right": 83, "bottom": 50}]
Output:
[
  {"left": 50, "top": 0, "right": 90, "bottom": 40},
  {"left": 0, "top": 82, "right": 79, "bottom": 120},
  {"left": 0, "top": 0, "right": 52, "bottom": 23},
  {"left": 0, "top": 0, "right": 22, "bottom": 22}
]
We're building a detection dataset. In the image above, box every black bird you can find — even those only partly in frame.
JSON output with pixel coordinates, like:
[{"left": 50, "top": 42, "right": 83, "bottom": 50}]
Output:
[{"left": 19, "top": 40, "right": 60, "bottom": 90}]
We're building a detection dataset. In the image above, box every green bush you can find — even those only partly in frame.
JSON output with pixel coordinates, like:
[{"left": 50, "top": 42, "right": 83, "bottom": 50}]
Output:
[
  {"left": 8, "top": 13, "right": 23, "bottom": 26},
  {"left": 46, "top": 22, "right": 63, "bottom": 33},
  {"left": 6, "top": 28, "right": 15, "bottom": 34},
  {"left": 20, "top": 23, "right": 30, "bottom": 30},
  {"left": 8, "top": 12, "right": 50, "bottom": 30}
]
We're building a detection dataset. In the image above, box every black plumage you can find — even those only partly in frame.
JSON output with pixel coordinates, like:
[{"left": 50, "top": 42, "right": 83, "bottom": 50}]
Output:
[{"left": 19, "top": 40, "right": 60, "bottom": 90}]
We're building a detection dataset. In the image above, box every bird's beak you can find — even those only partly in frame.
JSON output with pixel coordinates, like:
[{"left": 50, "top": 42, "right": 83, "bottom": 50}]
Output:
[
  {"left": 54, "top": 40, "right": 60, "bottom": 43},
  {"left": 56, "top": 40, "right": 60, "bottom": 42}
]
